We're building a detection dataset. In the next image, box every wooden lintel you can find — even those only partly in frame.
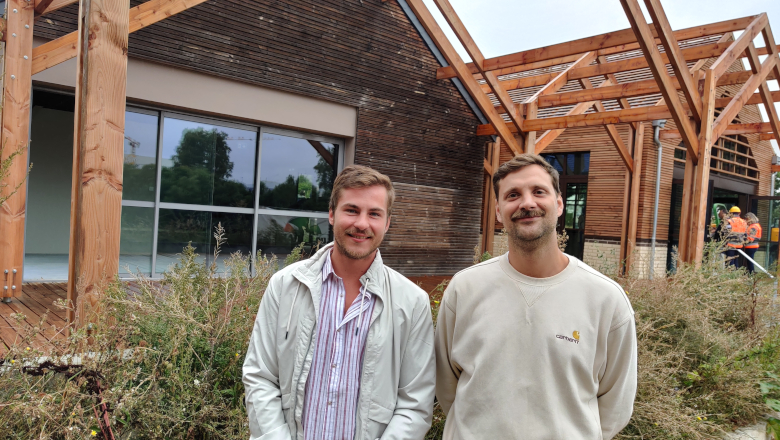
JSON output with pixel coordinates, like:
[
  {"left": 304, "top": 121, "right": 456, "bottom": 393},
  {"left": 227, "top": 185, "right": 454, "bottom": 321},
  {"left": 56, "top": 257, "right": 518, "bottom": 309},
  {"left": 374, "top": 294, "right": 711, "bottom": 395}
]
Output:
[
  {"left": 661, "top": 122, "right": 775, "bottom": 139},
  {"left": 621, "top": 0, "right": 698, "bottom": 164},
  {"left": 710, "top": 14, "right": 768, "bottom": 80},
  {"left": 643, "top": 0, "right": 703, "bottom": 122},
  {"left": 405, "top": 0, "right": 522, "bottom": 154},
  {"left": 67, "top": 0, "right": 131, "bottom": 325},
  {"left": 32, "top": 0, "right": 211, "bottom": 75},
  {"left": 479, "top": 103, "right": 679, "bottom": 135},
  {"left": 438, "top": 15, "right": 757, "bottom": 79},
  {"left": 711, "top": 52, "right": 778, "bottom": 144}
]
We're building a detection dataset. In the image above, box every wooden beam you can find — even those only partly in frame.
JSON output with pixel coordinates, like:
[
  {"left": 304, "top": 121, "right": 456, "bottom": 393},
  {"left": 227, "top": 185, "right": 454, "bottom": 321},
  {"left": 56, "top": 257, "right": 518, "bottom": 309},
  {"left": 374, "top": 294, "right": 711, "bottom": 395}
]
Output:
[
  {"left": 483, "top": 157, "right": 493, "bottom": 176},
  {"left": 478, "top": 104, "right": 679, "bottom": 135},
  {"left": 756, "top": 26, "right": 780, "bottom": 147},
  {"left": 404, "top": 0, "right": 522, "bottom": 154},
  {"left": 661, "top": 122, "right": 774, "bottom": 139},
  {"left": 620, "top": 0, "right": 699, "bottom": 164},
  {"left": 580, "top": 77, "right": 634, "bottom": 172},
  {"left": 0, "top": 0, "right": 35, "bottom": 300},
  {"left": 689, "top": 69, "right": 718, "bottom": 266},
  {"left": 525, "top": 52, "right": 597, "bottom": 104},
  {"left": 711, "top": 53, "right": 778, "bottom": 144},
  {"left": 431, "top": 0, "right": 525, "bottom": 135},
  {"left": 760, "top": 133, "right": 776, "bottom": 141},
  {"left": 67, "top": 0, "right": 131, "bottom": 325},
  {"left": 32, "top": 0, "right": 210, "bottom": 75},
  {"left": 533, "top": 78, "right": 615, "bottom": 153},
  {"left": 481, "top": 140, "right": 501, "bottom": 255},
  {"left": 523, "top": 101, "right": 537, "bottom": 154},
  {"left": 710, "top": 14, "right": 768, "bottom": 80},
  {"left": 626, "top": 123, "right": 645, "bottom": 273},
  {"left": 450, "top": 15, "right": 756, "bottom": 77},
  {"left": 643, "top": 0, "right": 703, "bottom": 122},
  {"left": 34, "top": 0, "right": 77, "bottom": 16},
  {"left": 677, "top": 149, "right": 696, "bottom": 263},
  {"left": 772, "top": 164, "right": 780, "bottom": 173},
  {"left": 619, "top": 126, "right": 635, "bottom": 271}
]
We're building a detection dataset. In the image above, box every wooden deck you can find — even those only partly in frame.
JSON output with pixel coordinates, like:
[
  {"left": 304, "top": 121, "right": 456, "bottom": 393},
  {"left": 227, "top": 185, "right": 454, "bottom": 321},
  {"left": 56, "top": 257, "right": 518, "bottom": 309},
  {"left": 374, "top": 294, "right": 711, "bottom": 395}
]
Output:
[{"left": 0, "top": 283, "right": 68, "bottom": 356}]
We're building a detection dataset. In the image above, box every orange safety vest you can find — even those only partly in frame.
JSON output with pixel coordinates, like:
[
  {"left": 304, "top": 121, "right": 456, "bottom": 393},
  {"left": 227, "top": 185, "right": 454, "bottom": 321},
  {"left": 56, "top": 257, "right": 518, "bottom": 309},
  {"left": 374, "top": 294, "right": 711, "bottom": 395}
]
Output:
[
  {"left": 726, "top": 217, "right": 747, "bottom": 248},
  {"left": 744, "top": 223, "right": 762, "bottom": 249}
]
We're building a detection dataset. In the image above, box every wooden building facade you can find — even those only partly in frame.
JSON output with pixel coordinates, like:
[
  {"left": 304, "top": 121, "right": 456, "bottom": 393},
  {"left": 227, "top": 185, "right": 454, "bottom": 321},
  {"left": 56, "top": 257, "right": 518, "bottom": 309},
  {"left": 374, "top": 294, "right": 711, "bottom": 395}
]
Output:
[{"left": 2, "top": 0, "right": 490, "bottom": 296}]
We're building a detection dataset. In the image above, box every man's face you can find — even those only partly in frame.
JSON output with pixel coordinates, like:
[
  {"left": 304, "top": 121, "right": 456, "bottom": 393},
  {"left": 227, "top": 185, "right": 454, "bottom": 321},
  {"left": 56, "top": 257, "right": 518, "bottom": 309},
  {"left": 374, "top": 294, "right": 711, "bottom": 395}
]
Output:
[
  {"left": 329, "top": 186, "right": 391, "bottom": 260},
  {"left": 495, "top": 165, "right": 563, "bottom": 251}
]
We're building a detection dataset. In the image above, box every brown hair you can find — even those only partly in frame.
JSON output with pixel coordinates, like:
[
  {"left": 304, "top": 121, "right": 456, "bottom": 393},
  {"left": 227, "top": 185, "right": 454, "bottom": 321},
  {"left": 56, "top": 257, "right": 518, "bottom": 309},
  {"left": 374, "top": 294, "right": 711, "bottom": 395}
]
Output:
[
  {"left": 329, "top": 165, "right": 395, "bottom": 214},
  {"left": 492, "top": 153, "right": 561, "bottom": 197}
]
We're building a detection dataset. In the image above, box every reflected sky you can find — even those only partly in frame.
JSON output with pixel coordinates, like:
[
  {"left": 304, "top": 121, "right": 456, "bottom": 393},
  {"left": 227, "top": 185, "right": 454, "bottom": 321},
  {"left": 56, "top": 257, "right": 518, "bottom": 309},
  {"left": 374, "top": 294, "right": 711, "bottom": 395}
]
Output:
[{"left": 260, "top": 133, "right": 334, "bottom": 190}]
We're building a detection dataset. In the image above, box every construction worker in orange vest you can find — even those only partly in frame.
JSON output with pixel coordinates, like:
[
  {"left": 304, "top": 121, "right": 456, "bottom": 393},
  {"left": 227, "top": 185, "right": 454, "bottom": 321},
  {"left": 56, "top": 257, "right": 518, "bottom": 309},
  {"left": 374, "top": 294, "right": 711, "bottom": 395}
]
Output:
[
  {"left": 744, "top": 212, "right": 762, "bottom": 274},
  {"left": 723, "top": 206, "right": 747, "bottom": 268}
]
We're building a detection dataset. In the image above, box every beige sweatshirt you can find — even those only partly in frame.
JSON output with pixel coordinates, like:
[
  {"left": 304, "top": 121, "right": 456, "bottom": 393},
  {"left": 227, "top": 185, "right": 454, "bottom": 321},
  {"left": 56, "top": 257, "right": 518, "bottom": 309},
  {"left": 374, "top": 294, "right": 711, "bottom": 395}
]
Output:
[{"left": 435, "top": 253, "right": 637, "bottom": 440}]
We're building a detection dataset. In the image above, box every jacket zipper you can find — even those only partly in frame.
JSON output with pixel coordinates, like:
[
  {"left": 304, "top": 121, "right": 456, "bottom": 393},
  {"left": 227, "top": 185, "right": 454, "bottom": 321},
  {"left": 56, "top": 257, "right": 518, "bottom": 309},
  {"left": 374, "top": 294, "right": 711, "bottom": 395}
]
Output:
[{"left": 292, "top": 314, "right": 315, "bottom": 439}]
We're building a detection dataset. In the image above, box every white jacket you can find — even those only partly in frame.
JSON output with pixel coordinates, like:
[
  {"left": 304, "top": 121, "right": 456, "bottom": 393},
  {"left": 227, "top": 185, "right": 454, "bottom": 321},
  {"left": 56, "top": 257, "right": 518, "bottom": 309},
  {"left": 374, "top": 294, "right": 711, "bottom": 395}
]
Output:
[{"left": 243, "top": 243, "right": 436, "bottom": 440}]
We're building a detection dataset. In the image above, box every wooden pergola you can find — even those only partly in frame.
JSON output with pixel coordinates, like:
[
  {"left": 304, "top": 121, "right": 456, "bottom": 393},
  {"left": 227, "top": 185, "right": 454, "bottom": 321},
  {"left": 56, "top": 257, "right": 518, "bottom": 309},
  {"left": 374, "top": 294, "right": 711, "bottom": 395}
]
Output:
[
  {"left": 405, "top": 0, "right": 780, "bottom": 268},
  {"left": 0, "top": 0, "right": 209, "bottom": 321}
]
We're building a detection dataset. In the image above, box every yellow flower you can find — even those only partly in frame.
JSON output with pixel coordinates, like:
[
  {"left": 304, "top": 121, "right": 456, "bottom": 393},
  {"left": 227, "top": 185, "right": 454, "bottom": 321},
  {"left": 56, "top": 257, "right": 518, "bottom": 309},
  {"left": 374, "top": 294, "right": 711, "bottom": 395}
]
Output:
[
  {"left": 25, "top": 347, "right": 30, "bottom": 351},
  {"left": 10, "top": 360, "right": 15, "bottom": 364},
  {"left": 236, "top": 353, "right": 239, "bottom": 357},
  {"left": 91, "top": 430, "right": 97, "bottom": 436},
  {"left": 696, "top": 416, "right": 702, "bottom": 421}
]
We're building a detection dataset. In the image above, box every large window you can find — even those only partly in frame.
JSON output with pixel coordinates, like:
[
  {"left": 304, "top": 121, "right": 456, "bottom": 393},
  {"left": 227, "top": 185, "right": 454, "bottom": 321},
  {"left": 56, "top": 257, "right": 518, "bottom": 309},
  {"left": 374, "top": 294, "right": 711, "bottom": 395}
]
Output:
[{"left": 120, "top": 111, "right": 342, "bottom": 276}]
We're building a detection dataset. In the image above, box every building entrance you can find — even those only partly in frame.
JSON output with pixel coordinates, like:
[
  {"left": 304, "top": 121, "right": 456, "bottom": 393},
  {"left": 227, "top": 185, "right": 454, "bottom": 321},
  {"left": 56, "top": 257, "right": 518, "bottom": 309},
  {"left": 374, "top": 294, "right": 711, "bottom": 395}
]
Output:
[{"left": 541, "top": 152, "right": 590, "bottom": 259}]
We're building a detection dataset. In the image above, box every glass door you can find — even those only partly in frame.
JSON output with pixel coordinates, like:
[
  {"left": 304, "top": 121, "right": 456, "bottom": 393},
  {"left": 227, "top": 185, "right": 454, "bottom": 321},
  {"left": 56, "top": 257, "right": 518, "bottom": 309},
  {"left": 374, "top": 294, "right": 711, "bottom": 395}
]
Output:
[
  {"left": 560, "top": 183, "right": 588, "bottom": 259},
  {"left": 747, "top": 196, "right": 780, "bottom": 273}
]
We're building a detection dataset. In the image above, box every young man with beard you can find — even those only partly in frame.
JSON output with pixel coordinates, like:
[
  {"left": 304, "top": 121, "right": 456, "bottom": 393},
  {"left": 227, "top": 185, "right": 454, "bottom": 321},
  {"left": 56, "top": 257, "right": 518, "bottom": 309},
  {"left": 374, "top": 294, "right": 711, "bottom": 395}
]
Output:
[
  {"left": 434, "top": 154, "right": 637, "bottom": 439},
  {"left": 243, "top": 165, "right": 435, "bottom": 440}
]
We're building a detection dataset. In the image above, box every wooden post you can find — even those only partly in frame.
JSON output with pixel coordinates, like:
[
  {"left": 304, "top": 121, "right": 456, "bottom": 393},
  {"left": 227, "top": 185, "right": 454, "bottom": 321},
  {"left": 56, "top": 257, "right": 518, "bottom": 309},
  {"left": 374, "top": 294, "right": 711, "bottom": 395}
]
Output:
[
  {"left": 480, "top": 142, "right": 494, "bottom": 254},
  {"left": 626, "top": 123, "right": 645, "bottom": 273},
  {"left": 619, "top": 126, "right": 635, "bottom": 272},
  {"left": 67, "top": 0, "right": 130, "bottom": 324},
  {"left": 688, "top": 70, "right": 717, "bottom": 266},
  {"left": 677, "top": 149, "right": 696, "bottom": 263},
  {"left": 0, "top": 0, "right": 35, "bottom": 300},
  {"left": 523, "top": 102, "right": 537, "bottom": 154},
  {"left": 482, "top": 139, "right": 501, "bottom": 256}
]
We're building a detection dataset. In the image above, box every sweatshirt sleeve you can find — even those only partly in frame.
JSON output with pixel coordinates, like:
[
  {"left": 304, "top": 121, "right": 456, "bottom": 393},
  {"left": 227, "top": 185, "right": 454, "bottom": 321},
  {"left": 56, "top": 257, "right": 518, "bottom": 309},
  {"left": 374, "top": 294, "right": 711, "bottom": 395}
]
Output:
[
  {"left": 242, "top": 277, "right": 293, "bottom": 440},
  {"left": 434, "top": 286, "right": 460, "bottom": 416},
  {"left": 597, "top": 314, "right": 638, "bottom": 440}
]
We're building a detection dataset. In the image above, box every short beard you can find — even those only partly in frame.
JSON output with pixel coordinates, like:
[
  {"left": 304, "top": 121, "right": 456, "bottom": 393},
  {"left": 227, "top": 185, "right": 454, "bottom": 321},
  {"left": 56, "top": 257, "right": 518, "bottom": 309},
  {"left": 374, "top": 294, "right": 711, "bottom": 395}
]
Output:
[
  {"left": 334, "top": 227, "right": 381, "bottom": 260},
  {"left": 506, "top": 209, "right": 557, "bottom": 253}
]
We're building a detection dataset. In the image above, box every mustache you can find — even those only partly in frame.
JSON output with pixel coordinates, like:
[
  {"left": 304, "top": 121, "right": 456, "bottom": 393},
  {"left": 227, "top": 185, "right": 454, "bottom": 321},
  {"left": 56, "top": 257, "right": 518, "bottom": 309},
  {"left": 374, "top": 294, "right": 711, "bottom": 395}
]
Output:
[
  {"left": 344, "top": 227, "right": 374, "bottom": 238},
  {"left": 511, "top": 209, "right": 545, "bottom": 220}
]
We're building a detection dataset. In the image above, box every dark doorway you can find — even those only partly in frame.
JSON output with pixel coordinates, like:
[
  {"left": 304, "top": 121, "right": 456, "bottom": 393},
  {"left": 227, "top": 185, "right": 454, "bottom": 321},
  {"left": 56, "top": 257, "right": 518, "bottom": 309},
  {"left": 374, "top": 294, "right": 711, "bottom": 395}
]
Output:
[{"left": 542, "top": 152, "right": 590, "bottom": 259}]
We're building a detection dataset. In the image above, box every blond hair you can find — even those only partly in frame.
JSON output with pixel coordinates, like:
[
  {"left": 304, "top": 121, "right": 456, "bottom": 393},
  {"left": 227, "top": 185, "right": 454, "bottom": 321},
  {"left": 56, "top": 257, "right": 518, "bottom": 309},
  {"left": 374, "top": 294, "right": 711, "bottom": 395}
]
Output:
[
  {"left": 492, "top": 153, "right": 561, "bottom": 197},
  {"left": 745, "top": 212, "right": 759, "bottom": 225},
  {"left": 329, "top": 165, "right": 395, "bottom": 214}
]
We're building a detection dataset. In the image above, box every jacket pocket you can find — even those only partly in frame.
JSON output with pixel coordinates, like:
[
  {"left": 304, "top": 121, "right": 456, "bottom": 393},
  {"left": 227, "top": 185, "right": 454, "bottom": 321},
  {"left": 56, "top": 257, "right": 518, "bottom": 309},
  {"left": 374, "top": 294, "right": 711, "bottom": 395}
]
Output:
[{"left": 366, "top": 401, "right": 394, "bottom": 439}]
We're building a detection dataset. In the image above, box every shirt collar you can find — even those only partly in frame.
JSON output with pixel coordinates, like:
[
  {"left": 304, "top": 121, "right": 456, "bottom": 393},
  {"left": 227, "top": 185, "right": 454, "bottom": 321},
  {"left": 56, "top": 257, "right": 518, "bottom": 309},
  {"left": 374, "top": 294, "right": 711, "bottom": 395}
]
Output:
[{"left": 322, "top": 251, "right": 375, "bottom": 299}]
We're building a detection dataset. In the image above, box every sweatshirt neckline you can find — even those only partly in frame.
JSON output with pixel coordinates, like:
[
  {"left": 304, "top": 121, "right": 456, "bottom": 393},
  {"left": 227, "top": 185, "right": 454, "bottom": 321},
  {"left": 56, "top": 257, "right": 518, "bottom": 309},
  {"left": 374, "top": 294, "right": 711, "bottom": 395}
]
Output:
[{"left": 498, "top": 252, "right": 578, "bottom": 286}]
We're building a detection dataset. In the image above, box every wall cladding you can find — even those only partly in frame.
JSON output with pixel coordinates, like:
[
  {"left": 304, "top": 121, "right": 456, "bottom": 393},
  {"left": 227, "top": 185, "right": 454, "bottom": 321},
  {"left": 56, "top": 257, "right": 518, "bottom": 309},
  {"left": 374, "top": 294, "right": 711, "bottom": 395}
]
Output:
[{"left": 34, "top": 0, "right": 486, "bottom": 276}]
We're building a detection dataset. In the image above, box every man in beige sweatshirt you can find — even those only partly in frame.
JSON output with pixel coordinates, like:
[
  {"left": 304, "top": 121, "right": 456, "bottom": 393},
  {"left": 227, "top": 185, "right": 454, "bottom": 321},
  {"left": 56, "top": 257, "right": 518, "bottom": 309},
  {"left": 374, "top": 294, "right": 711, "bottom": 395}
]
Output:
[{"left": 435, "top": 154, "right": 637, "bottom": 439}]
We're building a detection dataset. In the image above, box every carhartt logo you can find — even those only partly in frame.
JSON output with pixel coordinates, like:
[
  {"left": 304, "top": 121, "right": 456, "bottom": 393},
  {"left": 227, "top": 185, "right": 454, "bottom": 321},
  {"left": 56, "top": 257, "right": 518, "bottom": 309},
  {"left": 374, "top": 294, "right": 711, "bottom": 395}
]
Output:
[{"left": 556, "top": 331, "right": 580, "bottom": 344}]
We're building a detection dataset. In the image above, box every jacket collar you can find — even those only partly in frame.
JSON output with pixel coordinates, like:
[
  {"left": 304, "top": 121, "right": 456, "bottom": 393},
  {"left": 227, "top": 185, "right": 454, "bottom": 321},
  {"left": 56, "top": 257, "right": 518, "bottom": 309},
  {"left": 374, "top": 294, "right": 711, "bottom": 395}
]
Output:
[{"left": 292, "top": 242, "right": 387, "bottom": 304}]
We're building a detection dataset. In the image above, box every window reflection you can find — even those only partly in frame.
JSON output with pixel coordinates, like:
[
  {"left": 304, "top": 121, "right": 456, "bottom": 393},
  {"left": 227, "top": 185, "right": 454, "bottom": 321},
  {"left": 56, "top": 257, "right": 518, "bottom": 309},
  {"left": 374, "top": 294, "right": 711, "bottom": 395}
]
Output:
[
  {"left": 256, "top": 214, "right": 331, "bottom": 261},
  {"left": 259, "top": 133, "right": 338, "bottom": 212},
  {"left": 123, "top": 111, "right": 159, "bottom": 201},
  {"left": 156, "top": 209, "right": 254, "bottom": 273},
  {"left": 119, "top": 206, "right": 154, "bottom": 275},
  {"left": 160, "top": 117, "right": 257, "bottom": 207}
]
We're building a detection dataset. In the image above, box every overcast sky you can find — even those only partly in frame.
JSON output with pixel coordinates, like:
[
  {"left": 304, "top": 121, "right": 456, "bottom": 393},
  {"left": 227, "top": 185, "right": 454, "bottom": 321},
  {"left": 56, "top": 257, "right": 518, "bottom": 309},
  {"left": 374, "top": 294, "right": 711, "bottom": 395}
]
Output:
[{"left": 422, "top": 0, "right": 780, "bottom": 152}]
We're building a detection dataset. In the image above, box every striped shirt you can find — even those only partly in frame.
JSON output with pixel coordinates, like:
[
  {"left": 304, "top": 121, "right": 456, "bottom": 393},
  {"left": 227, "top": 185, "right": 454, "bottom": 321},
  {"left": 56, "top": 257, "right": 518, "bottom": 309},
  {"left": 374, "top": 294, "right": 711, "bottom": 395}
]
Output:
[{"left": 302, "top": 251, "right": 376, "bottom": 440}]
